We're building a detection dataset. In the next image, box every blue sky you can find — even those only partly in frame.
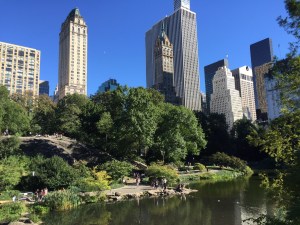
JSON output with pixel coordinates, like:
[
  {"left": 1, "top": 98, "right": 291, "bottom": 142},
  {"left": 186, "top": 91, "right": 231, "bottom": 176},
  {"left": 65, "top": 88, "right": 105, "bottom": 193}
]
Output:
[{"left": 0, "top": 0, "right": 294, "bottom": 96}]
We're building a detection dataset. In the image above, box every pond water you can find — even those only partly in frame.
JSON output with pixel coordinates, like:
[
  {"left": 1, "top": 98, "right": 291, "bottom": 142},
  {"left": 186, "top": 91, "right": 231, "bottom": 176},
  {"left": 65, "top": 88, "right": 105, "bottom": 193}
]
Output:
[{"left": 42, "top": 177, "right": 275, "bottom": 225}]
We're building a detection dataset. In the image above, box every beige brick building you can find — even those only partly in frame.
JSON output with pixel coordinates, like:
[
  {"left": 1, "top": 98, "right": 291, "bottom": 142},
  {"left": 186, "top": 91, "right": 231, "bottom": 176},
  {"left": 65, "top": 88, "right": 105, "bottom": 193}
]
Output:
[
  {"left": 0, "top": 42, "right": 40, "bottom": 96},
  {"left": 210, "top": 66, "right": 243, "bottom": 130},
  {"left": 58, "top": 8, "right": 87, "bottom": 99},
  {"left": 232, "top": 66, "right": 257, "bottom": 121}
]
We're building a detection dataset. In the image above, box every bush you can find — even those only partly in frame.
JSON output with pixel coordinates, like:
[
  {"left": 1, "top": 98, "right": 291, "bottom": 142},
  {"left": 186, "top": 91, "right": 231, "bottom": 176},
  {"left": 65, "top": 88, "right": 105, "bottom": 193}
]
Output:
[
  {"left": 98, "top": 160, "right": 134, "bottom": 181},
  {"left": 146, "top": 164, "right": 179, "bottom": 186},
  {"left": 193, "top": 163, "right": 206, "bottom": 171},
  {"left": 44, "top": 189, "right": 81, "bottom": 211},
  {"left": 0, "top": 202, "right": 26, "bottom": 223},
  {"left": 0, "top": 136, "right": 21, "bottom": 159},
  {"left": 0, "top": 156, "right": 29, "bottom": 191},
  {"left": 76, "top": 169, "right": 111, "bottom": 192},
  {"left": 29, "top": 204, "right": 50, "bottom": 214},
  {"left": 29, "top": 156, "right": 79, "bottom": 190},
  {"left": 210, "top": 152, "right": 252, "bottom": 174}
]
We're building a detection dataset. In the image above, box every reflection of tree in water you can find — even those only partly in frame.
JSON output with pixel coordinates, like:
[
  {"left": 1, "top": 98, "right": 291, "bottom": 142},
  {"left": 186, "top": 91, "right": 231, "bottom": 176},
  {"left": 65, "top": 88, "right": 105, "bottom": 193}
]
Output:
[
  {"left": 104, "top": 196, "right": 212, "bottom": 225},
  {"left": 42, "top": 177, "right": 274, "bottom": 225},
  {"left": 42, "top": 204, "right": 111, "bottom": 225}
]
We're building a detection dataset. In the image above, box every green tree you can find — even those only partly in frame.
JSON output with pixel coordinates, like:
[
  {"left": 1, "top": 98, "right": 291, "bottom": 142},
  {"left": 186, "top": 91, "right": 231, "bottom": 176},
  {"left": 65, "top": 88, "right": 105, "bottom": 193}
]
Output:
[
  {"left": 0, "top": 156, "right": 29, "bottom": 191},
  {"left": 195, "top": 112, "right": 231, "bottom": 156},
  {"left": 230, "top": 118, "right": 266, "bottom": 161},
  {"left": 31, "top": 95, "right": 56, "bottom": 134},
  {"left": 121, "top": 88, "right": 163, "bottom": 158},
  {"left": 56, "top": 94, "right": 90, "bottom": 138},
  {"left": 2, "top": 99, "right": 30, "bottom": 135},
  {"left": 96, "top": 112, "right": 113, "bottom": 152},
  {"left": 98, "top": 160, "right": 133, "bottom": 181},
  {"left": 152, "top": 104, "right": 206, "bottom": 164},
  {"left": 30, "top": 156, "right": 79, "bottom": 190},
  {"left": 146, "top": 164, "right": 179, "bottom": 186},
  {"left": 0, "top": 136, "right": 21, "bottom": 160}
]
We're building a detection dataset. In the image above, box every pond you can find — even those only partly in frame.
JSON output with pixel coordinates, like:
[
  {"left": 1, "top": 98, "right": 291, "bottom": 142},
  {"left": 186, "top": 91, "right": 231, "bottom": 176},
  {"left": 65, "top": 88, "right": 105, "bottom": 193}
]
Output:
[{"left": 42, "top": 177, "right": 275, "bottom": 225}]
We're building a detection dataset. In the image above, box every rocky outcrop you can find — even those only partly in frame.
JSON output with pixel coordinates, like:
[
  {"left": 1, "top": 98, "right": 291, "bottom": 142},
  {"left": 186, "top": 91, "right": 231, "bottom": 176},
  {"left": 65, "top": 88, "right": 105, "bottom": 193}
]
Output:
[{"left": 105, "top": 188, "right": 197, "bottom": 202}]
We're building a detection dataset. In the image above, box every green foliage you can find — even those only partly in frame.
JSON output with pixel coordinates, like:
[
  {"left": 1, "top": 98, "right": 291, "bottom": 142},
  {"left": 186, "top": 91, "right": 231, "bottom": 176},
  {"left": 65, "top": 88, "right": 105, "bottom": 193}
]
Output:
[
  {"left": 195, "top": 112, "right": 231, "bottom": 156},
  {"left": 98, "top": 160, "right": 133, "bottom": 181},
  {"left": 277, "top": 0, "right": 300, "bottom": 52},
  {"left": 31, "top": 95, "right": 56, "bottom": 134},
  {"left": 152, "top": 104, "right": 206, "bottom": 164},
  {"left": 0, "top": 156, "right": 29, "bottom": 191},
  {"left": 146, "top": 164, "right": 179, "bottom": 185},
  {"left": 193, "top": 163, "right": 206, "bottom": 171},
  {"left": 29, "top": 156, "right": 79, "bottom": 190},
  {"left": 0, "top": 202, "right": 26, "bottom": 223},
  {"left": 30, "top": 204, "right": 50, "bottom": 215},
  {"left": 44, "top": 189, "right": 81, "bottom": 211},
  {"left": 76, "top": 169, "right": 111, "bottom": 192},
  {"left": 0, "top": 136, "right": 21, "bottom": 159},
  {"left": 210, "top": 152, "right": 251, "bottom": 174},
  {"left": 230, "top": 118, "right": 265, "bottom": 161},
  {"left": 248, "top": 111, "right": 300, "bottom": 165},
  {"left": 56, "top": 94, "right": 90, "bottom": 138}
]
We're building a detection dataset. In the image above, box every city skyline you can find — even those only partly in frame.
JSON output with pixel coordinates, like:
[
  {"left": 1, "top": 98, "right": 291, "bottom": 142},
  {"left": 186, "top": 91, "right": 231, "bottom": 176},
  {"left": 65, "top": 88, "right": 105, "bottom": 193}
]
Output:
[{"left": 0, "top": 0, "right": 294, "bottom": 96}]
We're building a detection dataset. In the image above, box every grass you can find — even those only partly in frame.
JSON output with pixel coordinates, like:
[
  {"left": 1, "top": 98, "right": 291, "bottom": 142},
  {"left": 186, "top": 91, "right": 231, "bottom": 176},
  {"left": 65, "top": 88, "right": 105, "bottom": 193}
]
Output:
[{"left": 179, "top": 170, "right": 244, "bottom": 183}]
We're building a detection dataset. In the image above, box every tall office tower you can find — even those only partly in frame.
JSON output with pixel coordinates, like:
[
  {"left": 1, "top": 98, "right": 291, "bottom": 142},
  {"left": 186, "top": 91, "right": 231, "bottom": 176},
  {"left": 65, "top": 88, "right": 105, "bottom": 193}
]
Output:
[
  {"left": 146, "top": 0, "right": 201, "bottom": 111},
  {"left": 39, "top": 80, "right": 49, "bottom": 96},
  {"left": 200, "top": 92, "right": 207, "bottom": 114},
  {"left": 254, "top": 63, "right": 273, "bottom": 121},
  {"left": 232, "top": 66, "right": 257, "bottom": 121},
  {"left": 210, "top": 66, "right": 243, "bottom": 130},
  {"left": 250, "top": 38, "right": 273, "bottom": 110},
  {"left": 97, "top": 78, "right": 120, "bottom": 93},
  {"left": 153, "top": 25, "right": 180, "bottom": 105},
  {"left": 204, "top": 58, "right": 229, "bottom": 113},
  {"left": 58, "top": 8, "right": 88, "bottom": 99},
  {"left": 265, "top": 75, "right": 281, "bottom": 120},
  {"left": 0, "top": 42, "right": 40, "bottom": 96}
]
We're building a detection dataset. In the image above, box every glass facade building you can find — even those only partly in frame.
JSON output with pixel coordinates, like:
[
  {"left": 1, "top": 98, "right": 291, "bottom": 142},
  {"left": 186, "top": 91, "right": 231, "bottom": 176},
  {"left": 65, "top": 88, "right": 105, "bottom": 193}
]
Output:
[{"left": 146, "top": 0, "right": 201, "bottom": 111}]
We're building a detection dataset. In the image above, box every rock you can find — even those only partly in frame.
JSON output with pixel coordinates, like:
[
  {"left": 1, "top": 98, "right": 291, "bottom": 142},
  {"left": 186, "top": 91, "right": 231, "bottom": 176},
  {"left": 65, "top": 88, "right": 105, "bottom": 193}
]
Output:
[{"left": 115, "top": 192, "right": 122, "bottom": 196}]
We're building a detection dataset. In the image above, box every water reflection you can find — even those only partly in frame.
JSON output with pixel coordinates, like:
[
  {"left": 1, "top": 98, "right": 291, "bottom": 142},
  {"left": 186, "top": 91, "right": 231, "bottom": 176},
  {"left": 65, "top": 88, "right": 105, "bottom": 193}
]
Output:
[{"left": 43, "top": 177, "right": 274, "bottom": 225}]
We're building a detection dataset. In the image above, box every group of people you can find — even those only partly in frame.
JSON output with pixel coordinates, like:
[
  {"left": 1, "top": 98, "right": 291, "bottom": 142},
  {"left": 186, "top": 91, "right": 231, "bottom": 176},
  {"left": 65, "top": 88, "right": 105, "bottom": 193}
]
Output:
[
  {"left": 151, "top": 177, "right": 168, "bottom": 190},
  {"left": 34, "top": 187, "right": 48, "bottom": 202}
]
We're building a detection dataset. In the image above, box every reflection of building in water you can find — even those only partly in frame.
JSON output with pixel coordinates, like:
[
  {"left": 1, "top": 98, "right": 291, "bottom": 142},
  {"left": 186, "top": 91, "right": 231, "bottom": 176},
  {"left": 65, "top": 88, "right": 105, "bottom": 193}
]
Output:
[{"left": 234, "top": 191, "right": 271, "bottom": 225}]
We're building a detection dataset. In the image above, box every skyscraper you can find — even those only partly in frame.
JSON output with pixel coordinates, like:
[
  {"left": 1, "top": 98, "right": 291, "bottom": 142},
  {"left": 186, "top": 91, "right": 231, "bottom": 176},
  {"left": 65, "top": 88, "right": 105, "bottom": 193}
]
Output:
[
  {"left": 232, "top": 66, "right": 257, "bottom": 121},
  {"left": 250, "top": 38, "right": 273, "bottom": 109},
  {"left": 39, "top": 80, "right": 49, "bottom": 96},
  {"left": 254, "top": 63, "right": 273, "bottom": 121},
  {"left": 58, "top": 8, "right": 88, "bottom": 99},
  {"left": 153, "top": 25, "right": 180, "bottom": 105},
  {"left": 97, "top": 79, "right": 120, "bottom": 93},
  {"left": 146, "top": 0, "right": 201, "bottom": 111},
  {"left": 204, "top": 58, "right": 229, "bottom": 113},
  {"left": 210, "top": 66, "right": 243, "bottom": 130},
  {"left": 0, "top": 41, "right": 40, "bottom": 96},
  {"left": 265, "top": 75, "right": 281, "bottom": 120}
]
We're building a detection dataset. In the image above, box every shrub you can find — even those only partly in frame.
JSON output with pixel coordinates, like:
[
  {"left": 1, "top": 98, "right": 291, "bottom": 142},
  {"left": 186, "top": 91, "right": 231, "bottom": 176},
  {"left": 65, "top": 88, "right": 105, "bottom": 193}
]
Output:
[
  {"left": 210, "top": 152, "right": 252, "bottom": 174},
  {"left": 146, "top": 164, "right": 179, "bottom": 186},
  {"left": 44, "top": 189, "right": 81, "bottom": 211},
  {"left": 193, "top": 163, "right": 206, "bottom": 171},
  {"left": 29, "top": 204, "right": 50, "bottom": 214},
  {"left": 0, "top": 136, "right": 21, "bottom": 159},
  {"left": 98, "top": 160, "right": 133, "bottom": 181},
  {"left": 76, "top": 169, "right": 111, "bottom": 192},
  {"left": 0, "top": 202, "right": 26, "bottom": 223},
  {"left": 0, "top": 156, "right": 29, "bottom": 191},
  {"left": 30, "top": 156, "right": 79, "bottom": 190}
]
